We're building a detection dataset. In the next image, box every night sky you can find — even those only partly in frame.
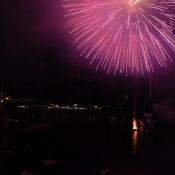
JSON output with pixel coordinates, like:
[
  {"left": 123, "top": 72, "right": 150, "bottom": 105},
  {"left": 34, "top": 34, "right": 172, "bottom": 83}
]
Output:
[{"left": 1, "top": 0, "right": 175, "bottom": 110}]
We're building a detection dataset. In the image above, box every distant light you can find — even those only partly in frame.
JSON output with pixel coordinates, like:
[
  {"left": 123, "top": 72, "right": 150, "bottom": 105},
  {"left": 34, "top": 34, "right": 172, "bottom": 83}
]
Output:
[{"left": 18, "top": 105, "right": 25, "bottom": 108}]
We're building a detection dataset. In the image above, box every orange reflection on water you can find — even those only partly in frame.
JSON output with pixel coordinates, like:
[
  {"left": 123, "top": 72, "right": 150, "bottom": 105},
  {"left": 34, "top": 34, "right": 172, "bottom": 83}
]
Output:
[
  {"left": 132, "top": 117, "right": 138, "bottom": 156},
  {"left": 132, "top": 130, "right": 138, "bottom": 156}
]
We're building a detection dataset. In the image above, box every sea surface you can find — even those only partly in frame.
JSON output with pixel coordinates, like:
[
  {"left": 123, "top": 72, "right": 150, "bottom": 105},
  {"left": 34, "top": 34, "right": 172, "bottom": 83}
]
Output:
[{"left": 0, "top": 108, "right": 175, "bottom": 175}]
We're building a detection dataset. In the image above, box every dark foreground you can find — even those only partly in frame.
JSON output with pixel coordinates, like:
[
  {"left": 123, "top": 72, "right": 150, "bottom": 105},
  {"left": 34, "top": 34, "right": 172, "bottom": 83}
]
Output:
[{"left": 0, "top": 109, "right": 175, "bottom": 175}]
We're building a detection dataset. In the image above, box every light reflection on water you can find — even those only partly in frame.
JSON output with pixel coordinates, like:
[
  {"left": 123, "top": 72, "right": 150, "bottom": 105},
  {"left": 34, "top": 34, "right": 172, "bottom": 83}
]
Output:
[
  {"left": 132, "top": 130, "right": 138, "bottom": 157},
  {"left": 1, "top": 110, "right": 175, "bottom": 175}
]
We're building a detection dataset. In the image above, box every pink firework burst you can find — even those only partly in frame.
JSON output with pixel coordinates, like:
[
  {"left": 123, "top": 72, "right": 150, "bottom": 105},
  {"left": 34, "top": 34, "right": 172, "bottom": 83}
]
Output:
[{"left": 62, "top": 0, "right": 175, "bottom": 75}]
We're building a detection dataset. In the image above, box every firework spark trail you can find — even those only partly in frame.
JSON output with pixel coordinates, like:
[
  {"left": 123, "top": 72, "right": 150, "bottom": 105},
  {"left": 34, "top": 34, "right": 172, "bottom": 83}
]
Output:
[{"left": 62, "top": 0, "right": 175, "bottom": 75}]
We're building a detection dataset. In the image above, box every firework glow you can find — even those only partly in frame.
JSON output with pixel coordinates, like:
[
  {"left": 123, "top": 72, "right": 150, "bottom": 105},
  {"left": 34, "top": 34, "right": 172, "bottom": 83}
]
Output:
[
  {"left": 133, "top": 117, "right": 138, "bottom": 130},
  {"left": 62, "top": 0, "right": 175, "bottom": 75}
]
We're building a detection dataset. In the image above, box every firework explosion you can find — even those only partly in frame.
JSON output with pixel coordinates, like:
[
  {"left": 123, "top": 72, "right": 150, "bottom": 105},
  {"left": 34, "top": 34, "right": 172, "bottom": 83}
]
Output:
[{"left": 62, "top": 0, "right": 175, "bottom": 75}]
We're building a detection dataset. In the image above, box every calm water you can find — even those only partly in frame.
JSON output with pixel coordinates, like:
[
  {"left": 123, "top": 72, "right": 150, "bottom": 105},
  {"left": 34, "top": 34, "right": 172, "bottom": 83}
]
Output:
[{"left": 0, "top": 109, "right": 175, "bottom": 175}]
